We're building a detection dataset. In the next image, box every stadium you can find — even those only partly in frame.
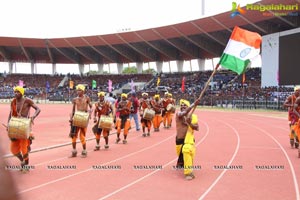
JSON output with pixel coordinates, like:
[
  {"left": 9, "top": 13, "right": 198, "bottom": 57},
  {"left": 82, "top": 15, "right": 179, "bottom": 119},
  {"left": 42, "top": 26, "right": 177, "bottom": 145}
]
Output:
[{"left": 1, "top": 0, "right": 300, "bottom": 199}]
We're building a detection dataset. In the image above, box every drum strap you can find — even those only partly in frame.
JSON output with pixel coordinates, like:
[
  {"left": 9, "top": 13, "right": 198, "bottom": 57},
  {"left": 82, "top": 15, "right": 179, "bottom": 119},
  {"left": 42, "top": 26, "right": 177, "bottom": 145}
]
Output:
[
  {"left": 141, "top": 99, "right": 150, "bottom": 109},
  {"left": 11, "top": 98, "right": 26, "bottom": 118},
  {"left": 151, "top": 100, "right": 162, "bottom": 113},
  {"left": 96, "top": 101, "right": 111, "bottom": 116}
]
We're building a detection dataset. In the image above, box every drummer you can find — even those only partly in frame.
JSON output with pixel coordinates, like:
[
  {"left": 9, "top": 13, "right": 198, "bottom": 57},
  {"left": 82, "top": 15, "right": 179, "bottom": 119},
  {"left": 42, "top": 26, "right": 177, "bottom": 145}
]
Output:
[
  {"left": 167, "top": 93, "right": 176, "bottom": 127},
  {"left": 162, "top": 92, "right": 174, "bottom": 129},
  {"left": 69, "top": 84, "right": 92, "bottom": 158},
  {"left": 92, "top": 91, "right": 114, "bottom": 150},
  {"left": 7, "top": 86, "right": 41, "bottom": 172},
  {"left": 115, "top": 93, "right": 132, "bottom": 144},
  {"left": 150, "top": 94, "right": 163, "bottom": 132},
  {"left": 139, "top": 93, "right": 153, "bottom": 137}
]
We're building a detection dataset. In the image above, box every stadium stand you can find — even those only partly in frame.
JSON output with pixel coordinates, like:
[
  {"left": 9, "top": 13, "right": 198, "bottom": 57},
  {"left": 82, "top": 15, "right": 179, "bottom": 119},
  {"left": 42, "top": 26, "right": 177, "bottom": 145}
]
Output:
[{"left": 0, "top": 68, "right": 293, "bottom": 110}]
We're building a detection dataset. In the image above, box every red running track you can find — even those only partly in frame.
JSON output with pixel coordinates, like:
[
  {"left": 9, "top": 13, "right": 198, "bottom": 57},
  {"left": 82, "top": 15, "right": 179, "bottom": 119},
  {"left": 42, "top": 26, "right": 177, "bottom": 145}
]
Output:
[{"left": 0, "top": 104, "right": 299, "bottom": 200}]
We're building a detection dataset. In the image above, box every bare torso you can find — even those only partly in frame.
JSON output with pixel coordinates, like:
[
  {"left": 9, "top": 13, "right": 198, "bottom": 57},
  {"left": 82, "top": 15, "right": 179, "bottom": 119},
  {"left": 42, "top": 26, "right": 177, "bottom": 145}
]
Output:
[
  {"left": 73, "top": 95, "right": 90, "bottom": 112},
  {"left": 15, "top": 98, "right": 34, "bottom": 117},
  {"left": 176, "top": 112, "right": 188, "bottom": 139}
]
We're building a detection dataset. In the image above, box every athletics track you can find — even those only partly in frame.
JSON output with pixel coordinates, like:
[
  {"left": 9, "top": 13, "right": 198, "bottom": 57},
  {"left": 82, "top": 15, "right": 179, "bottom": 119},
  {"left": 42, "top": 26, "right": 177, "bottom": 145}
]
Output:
[{"left": 0, "top": 103, "right": 300, "bottom": 200}]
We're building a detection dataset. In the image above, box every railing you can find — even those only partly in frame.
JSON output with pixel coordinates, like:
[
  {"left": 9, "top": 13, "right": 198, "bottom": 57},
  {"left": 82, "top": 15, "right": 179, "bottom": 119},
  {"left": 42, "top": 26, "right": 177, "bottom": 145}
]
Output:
[{"left": 214, "top": 99, "right": 286, "bottom": 111}]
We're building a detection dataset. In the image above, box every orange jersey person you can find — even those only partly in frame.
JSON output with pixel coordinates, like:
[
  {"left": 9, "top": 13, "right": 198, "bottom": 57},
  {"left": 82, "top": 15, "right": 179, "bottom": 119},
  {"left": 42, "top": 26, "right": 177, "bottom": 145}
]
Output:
[
  {"left": 284, "top": 91, "right": 299, "bottom": 124},
  {"left": 92, "top": 92, "right": 114, "bottom": 150},
  {"left": 151, "top": 94, "right": 163, "bottom": 132},
  {"left": 69, "top": 84, "right": 92, "bottom": 158},
  {"left": 291, "top": 91, "right": 300, "bottom": 158},
  {"left": 7, "top": 86, "right": 41, "bottom": 172},
  {"left": 115, "top": 93, "right": 132, "bottom": 144},
  {"left": 162, "top": 92, "right": 174, "bottom": 128},
  {"left": 139, "top": 93, "right": 153, "bottom": 137},
  {"left": 167, "top": 93, "right": 176, "bottom": 127},
  {"left": 283, "top": 86, "right": 300, "bottom": 148}
]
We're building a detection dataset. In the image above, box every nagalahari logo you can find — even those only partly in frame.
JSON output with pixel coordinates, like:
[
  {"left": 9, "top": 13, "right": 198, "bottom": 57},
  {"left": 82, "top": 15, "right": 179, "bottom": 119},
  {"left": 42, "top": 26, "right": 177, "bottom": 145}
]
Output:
[
  {"left": 231, "top": 2, "right": 246, "bottom": 17},
  {"left": 246, "top": 3, "right": 299, "bottom": 16},
  {"left": 231, "top": 2, "right": 299, "bottom": 17}
]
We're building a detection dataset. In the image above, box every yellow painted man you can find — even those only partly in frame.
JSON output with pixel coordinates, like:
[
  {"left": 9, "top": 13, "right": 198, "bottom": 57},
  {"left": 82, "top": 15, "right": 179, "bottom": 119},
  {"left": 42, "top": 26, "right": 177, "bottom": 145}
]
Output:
[{"left": 175, "top": 98, "right": 200, "bottom": 180}]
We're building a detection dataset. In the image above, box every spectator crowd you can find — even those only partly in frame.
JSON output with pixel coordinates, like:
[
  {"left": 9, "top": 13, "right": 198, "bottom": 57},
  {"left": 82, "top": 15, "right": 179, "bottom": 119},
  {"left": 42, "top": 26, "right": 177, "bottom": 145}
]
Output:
[{"left": 0, "top": 68, "right": 293, "bottom": 108}]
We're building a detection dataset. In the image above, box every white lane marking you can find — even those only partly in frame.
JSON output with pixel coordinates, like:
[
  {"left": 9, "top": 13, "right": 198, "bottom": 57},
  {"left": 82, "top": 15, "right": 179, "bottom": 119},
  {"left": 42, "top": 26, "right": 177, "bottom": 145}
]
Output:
[
  {"left": 22, "top": 134, "right": 142, "bottom": 167},
  {"left": 19, "top": 134, "right": 175, "bottom": 194},
  {"left": 239, "top": 120, "right": 300, "bottom": 200},
  {"left": 198, "top": 120, "right": 240, "bottom": 200},
  {"left": 98, "top": 121, "right": 210, "bottom": 200},
  {"left": 248, "top": 113, "right": 286, "bottom": 120},
  {"left": 239, "top": 146, "right": 281, "bottom": 150}
]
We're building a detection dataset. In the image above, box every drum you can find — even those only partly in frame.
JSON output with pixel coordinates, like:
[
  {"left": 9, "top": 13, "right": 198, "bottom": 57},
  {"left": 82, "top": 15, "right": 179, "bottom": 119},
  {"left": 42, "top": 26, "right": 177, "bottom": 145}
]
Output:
[
  {"left": 8, "top": 117, "right": 31, "bottom": 139},
  {"left": 99, "top": 115, "right": 113, "bottom": 130},
  {"left": 143, "top": 108, "right": 155, "bottom": 120},
  {"left": 72, "top": 111, "right": 89, "bottom": 128},
  {"left": 166, "top": 104, "right": 176, "bottom": 113}
]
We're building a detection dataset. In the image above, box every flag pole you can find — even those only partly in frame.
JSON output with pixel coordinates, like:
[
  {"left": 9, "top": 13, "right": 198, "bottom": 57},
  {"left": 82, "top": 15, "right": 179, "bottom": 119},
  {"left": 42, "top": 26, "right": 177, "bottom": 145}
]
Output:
[
  {"left": 242, "top": 81, "right": 245, "bottom": 109},
  {"left": 190, "top": 63, "right": 220, "bottom": 115}
]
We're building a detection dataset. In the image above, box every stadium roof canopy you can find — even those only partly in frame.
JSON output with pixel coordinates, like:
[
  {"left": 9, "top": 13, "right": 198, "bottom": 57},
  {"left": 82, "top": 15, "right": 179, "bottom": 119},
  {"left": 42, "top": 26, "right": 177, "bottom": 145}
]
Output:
[{"left": 0, "top": 0, "right": 299, "bottom": 65}]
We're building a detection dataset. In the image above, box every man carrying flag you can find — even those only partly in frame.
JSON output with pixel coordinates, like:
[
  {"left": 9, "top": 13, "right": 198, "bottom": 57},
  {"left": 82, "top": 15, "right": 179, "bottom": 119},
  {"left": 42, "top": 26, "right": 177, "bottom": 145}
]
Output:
[
  {"left": 175, "top": 98, "right": 200, "bottom": 180},
  {"left": 175, "top": 26, "right": 262, "bottom": 180}
]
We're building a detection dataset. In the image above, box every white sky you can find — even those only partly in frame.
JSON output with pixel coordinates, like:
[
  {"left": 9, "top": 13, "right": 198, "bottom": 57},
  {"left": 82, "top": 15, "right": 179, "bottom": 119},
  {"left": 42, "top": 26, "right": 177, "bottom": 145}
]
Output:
[{"left": 0, "top": 0, "right": 259, "bottom": 74}]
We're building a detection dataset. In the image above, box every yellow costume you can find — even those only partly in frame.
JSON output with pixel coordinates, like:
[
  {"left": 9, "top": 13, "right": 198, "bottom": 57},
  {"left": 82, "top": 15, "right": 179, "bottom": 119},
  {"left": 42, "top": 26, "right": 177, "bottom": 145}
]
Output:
[{"left": 176, "top": 114, "right": 198, "bottom": 176}]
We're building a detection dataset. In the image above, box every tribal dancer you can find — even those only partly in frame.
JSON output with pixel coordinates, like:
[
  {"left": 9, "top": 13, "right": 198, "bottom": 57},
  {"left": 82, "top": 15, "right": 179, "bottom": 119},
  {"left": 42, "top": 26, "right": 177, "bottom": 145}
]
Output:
[
  {"left": 151, "top": 94, "right": 163, "bottom": 132},
  {"left": 283, "top": 86, "right": 300, "bottom": 148},
  {"left": 175, "top": 98, "right": 200, "bottom": 180},
  {"left": 162, "top": 92, "right": 173, "bottom": 129},
  {"left": 92, "top": 92, "right": 114, "bottom": 150},
  {"left": 7, "top": 86, "right": 41, "bottom": 172},
  {"left": 167, "top": 93, "right": 176, "bottom": 127},
  {"left": 115, "top": 93, "right": 132, "bottom": 144},
  {"left": 139, "top": 93, "right": 153, "bottom": 137},
  {"left": 69, "top": 84, "right": 92, "bottom": 158}
]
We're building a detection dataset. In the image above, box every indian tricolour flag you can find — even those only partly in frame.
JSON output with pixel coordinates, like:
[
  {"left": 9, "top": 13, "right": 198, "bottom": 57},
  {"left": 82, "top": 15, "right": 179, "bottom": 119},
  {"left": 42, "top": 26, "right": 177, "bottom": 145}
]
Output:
[{"left": 219, "top": 26, "right": 262, "bottom": 75}]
